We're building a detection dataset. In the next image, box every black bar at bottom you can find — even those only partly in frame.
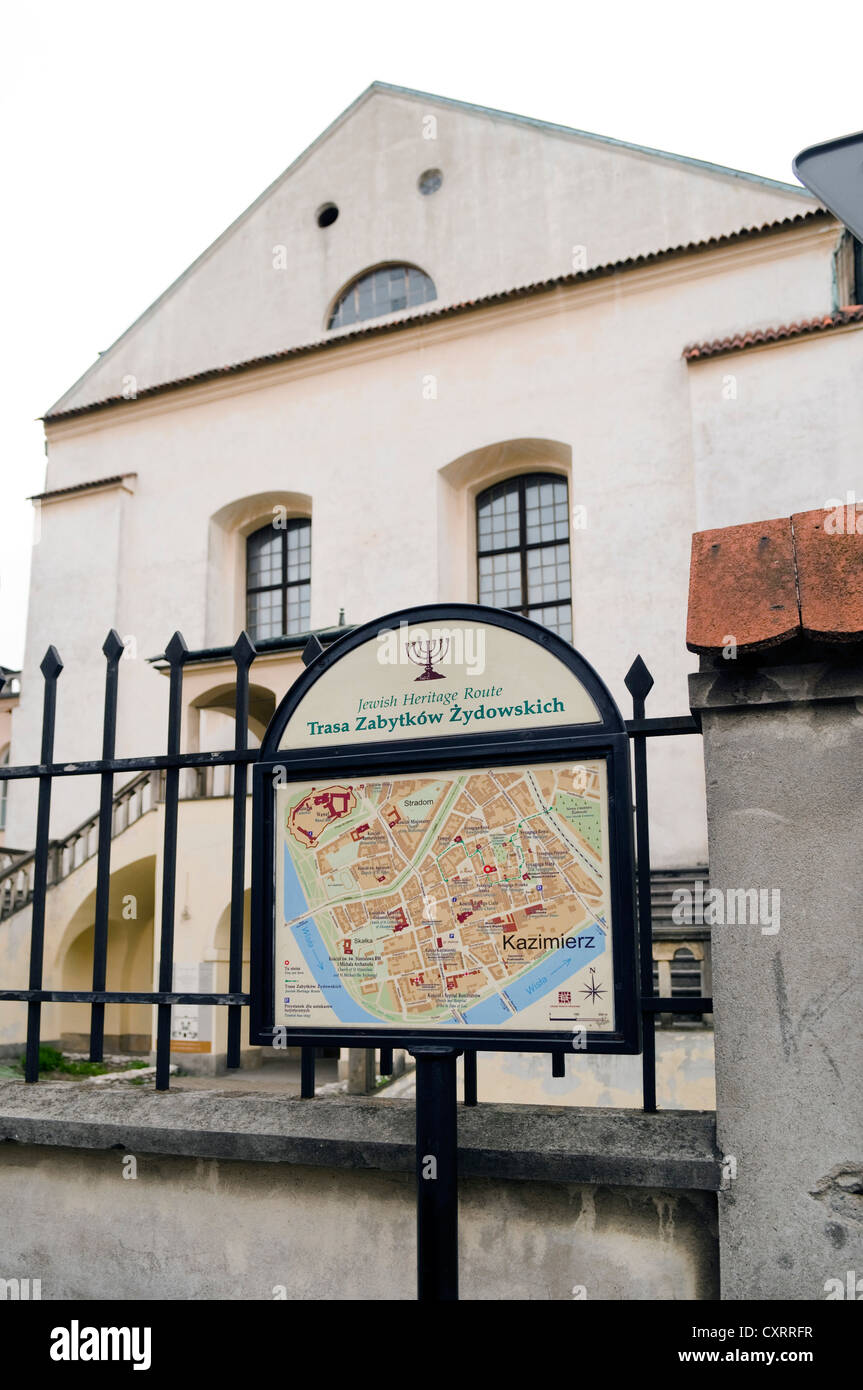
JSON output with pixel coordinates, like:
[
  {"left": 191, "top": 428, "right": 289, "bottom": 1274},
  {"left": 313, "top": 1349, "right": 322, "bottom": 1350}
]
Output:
[
  {"left": 411, "top": 1045, "right": 460, "bottom": 1302},
  {"left": 379, "top": 1046, "right": 393, "bottom": 1076},
  {"left": 300, "top": 1047, "right": 315, "bottom": 1098},
  {"left": 551, "top": 1049, "right": 566, "bottom": 1078}
]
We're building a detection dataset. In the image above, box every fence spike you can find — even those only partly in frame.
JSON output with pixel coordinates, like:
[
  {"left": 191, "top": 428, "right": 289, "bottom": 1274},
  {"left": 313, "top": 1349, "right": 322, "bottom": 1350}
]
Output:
[
  {"left": 232, "top": 630, "right": 256, "bottom": 667},
  {"left": 39, "top": 646, "right": 63, "bottom": 680},
  {"left": 624, "top": 654, "right": 654, "bottom": 703},
  {"left": 102, "top": 629, "right": 124, "bottom": 662},
  {"left": 302, "top": 634, "right": 325, "bottom": 667},
  {"left": 164, "top": 631, "right": 189, "bottom": 664}
]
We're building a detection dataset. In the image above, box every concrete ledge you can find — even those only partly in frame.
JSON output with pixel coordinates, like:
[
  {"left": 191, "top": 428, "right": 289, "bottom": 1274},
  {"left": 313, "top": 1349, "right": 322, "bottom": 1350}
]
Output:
[
  {"left": 0, "top": 1081, "right": 721, "bottom": 1190},
  {"left": 690, "top": 657, "right": 863, "bottom": 713}
]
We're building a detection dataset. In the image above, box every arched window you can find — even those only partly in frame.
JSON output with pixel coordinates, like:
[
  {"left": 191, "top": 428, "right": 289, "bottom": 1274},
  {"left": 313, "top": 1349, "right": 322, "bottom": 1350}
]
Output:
[
  {"left": 476, "top": 474, "right": 572, "bottom": 640},
  {"left": 671, "top": 946, "right": 702, "bottom": 999},
  {"left": 328, "top": 264, "right": 436, "bottom": 329},
  {"left": 246, "top": 519, "right": 311, "bottom": 641}
]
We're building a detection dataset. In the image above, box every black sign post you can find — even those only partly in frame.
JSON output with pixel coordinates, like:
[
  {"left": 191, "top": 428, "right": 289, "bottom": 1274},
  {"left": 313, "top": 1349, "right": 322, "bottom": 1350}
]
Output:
[
  {"left": 411, "top": 1043, "right": 461, "bottom": 1300},
  {"left": 250, "top": 603, "right": 640, "bottom": 1300}
]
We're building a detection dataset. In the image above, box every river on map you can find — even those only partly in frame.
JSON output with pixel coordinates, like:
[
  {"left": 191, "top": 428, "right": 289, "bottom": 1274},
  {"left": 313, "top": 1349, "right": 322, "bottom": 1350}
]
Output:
[{"left": 283, "top": 850, "right": 380, "bottom": 1023}]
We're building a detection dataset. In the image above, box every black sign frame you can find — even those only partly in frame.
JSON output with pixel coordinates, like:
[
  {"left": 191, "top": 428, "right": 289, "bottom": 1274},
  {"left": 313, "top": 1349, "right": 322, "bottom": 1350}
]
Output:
[{"left": 249, "top": 603, "right": 641, "bottom": 1055}]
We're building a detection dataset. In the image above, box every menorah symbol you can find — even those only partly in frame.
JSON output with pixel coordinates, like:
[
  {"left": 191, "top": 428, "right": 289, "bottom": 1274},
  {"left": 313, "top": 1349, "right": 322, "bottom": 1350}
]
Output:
[{"left": 406, "top": 636, "right": 449, "bottom": 682}]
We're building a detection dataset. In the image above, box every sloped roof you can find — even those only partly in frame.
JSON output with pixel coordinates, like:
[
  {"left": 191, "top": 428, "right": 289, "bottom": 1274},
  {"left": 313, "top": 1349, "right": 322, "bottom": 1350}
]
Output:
[{"left": 44, "top": 209, "right": 832, "bottom": 425}]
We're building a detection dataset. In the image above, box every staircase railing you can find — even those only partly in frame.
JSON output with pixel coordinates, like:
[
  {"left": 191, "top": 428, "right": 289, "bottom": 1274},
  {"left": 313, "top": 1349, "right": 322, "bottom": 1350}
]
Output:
[{"left": 0, "top": 763, "right": 253, "bottom": 922}]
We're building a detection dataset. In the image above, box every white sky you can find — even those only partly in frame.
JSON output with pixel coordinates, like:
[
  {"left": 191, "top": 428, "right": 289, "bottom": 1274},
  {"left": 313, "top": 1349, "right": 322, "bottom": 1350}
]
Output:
[{"left": 2, "top": 0, "right": 861, "bottom": 668}]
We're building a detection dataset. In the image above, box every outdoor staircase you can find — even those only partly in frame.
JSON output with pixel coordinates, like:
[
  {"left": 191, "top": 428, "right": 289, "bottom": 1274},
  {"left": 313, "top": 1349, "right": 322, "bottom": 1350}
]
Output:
[
  {"left": 645, "top": 867, "right": 709, "bottom": 936},
  {"left": 0, "top": 763, "right": 247, "bottom": 922}
]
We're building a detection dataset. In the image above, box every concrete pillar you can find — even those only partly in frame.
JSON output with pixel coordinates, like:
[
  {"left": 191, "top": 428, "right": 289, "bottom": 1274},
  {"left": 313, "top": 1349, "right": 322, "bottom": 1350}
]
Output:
[{"left": 690, "top": 657, "right": 863, "bottom": 1300}]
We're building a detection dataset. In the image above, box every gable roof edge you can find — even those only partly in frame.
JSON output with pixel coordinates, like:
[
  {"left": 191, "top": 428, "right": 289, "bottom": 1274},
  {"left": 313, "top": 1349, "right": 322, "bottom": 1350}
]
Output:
[
  {"left": 371, "top": 81, "right": 816, "bottom": 198},
  {"left": 45, "top": 82, "right": 384, "bottom": 417}
]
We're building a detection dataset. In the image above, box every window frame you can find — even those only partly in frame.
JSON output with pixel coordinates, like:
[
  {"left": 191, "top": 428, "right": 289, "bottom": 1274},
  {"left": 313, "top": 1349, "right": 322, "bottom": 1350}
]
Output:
[
  {"left": 327, "top": 264, "right": 437, "bottom": 330},
  {"left": 245, "top": 518, "right": 311, "bottom": 642},
  {"left": 475, "top": 472, "right": 572, "bottom": 638}
]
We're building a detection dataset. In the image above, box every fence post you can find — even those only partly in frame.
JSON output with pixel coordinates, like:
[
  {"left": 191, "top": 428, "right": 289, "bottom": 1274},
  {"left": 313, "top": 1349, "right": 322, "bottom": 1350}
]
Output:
[
  {"left": 625, "top": 655, "right": 657, "bottom": 1112},
  {"left": 155, "top": 632, "right": 188, "bottom": 1091},
  {"left": 227, "top": 631, "right": 255, "bottom": 1070},
  {"left": 690, "top": 654, "right": 863, "bottom": 1299},
  {"left": 24, "top": 647, "right": 63, "bottom": 1082},
  {"left": 89, "top": 630, "right": 123, "bottom": 1062}
]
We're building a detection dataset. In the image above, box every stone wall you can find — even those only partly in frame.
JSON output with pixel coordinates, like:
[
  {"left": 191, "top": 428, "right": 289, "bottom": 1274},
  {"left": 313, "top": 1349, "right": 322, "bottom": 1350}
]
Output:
[{"left": 0, "top": 1082, "right": 719, "bottom": 1301}]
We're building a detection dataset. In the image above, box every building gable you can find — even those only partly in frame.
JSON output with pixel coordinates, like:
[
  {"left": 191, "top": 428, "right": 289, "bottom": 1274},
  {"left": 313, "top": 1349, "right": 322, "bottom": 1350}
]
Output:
[{"left": 47, "top": 82, "right": 814, "bottom": 417}]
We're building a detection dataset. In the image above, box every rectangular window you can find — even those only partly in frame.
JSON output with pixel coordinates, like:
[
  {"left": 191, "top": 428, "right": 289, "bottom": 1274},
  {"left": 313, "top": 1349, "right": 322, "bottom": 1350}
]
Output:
[
  {"left": 246, "top": 519, "right": 311, "bottom": 642},
  {"left": 476, "top": 474, "right": 572, "bottom": 641}
]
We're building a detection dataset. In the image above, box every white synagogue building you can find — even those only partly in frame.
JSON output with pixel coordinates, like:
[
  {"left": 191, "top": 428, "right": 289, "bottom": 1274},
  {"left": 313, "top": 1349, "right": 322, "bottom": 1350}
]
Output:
[{"left": 1, "top": 83, "right": 861, "bottom": 1081}]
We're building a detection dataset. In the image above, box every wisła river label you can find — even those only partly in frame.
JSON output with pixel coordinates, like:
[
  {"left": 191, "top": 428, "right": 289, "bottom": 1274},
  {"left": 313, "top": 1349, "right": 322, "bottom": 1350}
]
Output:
[{"left": 274, "top": 760, "right": 614, "bottom": 1033}]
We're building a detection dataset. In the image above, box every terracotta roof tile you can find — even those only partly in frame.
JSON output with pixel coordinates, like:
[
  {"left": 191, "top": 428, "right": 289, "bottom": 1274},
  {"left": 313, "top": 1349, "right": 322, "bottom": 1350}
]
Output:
[
  {"left": 793, "top": 506, "right": 863, "bottom": 642},
  {"left": 683, "top": 305, "right": 863, "bottom": 361},
  {"left": 687, "top": 508, "right": 863, "bottom": 653},
  {"left": 28, "top": 474, "right": 136, "bottom": 502},
  {"left": 687, "top": 518, "right": 798, "bottom": 654}
]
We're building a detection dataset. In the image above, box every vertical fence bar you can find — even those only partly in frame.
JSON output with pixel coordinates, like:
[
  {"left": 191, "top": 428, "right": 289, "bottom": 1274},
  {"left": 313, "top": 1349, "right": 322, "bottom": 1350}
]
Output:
[
  {"left": 25, "top": 647, "right": 63, "bottom": 1083},
  {"left": 227, "top": 632, "right": 255, "bottom": 1069},
  {"left": 463, "top": 1049, "right": 477, "bottom": 1106},
  {"left": 300, "top": 1047, "right": 316, "bottom": 1098},
  {"left": 379, "top": 1046, "right": 393, "bottom": 1076},
  {"left": 89, "top": 631, "right": 123, "bottom": 1062},
  {"left": 155, "top": 632, "right": 188, "bottom": 1091},
  {"left": 412, "top": 1046, "right": 460, "bottom": 1301},
  {"left": 625, "top": 655, "right": 657, "bottom": 1114}
]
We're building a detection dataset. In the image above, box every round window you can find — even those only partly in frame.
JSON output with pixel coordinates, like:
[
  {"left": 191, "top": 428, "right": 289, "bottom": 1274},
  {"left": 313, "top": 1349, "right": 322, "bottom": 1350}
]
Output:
[
  {"left": 316, "top": 203, "right": 339, "bottom": 228},
  {"left": 418, "top": 169, "right": 443, "bottom": 196}
]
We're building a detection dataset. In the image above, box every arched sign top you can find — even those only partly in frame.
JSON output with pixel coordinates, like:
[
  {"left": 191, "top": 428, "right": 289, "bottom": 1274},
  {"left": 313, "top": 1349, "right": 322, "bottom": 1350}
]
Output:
[{"left": 260, "top": 604, "right": 624, "bottom": 758}]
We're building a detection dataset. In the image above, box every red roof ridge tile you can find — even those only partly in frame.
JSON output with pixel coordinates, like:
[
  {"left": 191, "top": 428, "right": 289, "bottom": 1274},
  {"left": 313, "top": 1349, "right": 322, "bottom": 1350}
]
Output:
[
  {"left": 687, "top": 506, "right": 863, "bottom": 654},
  {"left": 684, "top": 305, "right": 863, "bottom": 361}
]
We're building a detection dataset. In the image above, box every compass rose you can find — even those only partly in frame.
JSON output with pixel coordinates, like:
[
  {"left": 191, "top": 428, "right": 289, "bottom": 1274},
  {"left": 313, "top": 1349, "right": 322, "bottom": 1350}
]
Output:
[{"left": 580, "top": 966, "right": 605, "bottom": 1003}]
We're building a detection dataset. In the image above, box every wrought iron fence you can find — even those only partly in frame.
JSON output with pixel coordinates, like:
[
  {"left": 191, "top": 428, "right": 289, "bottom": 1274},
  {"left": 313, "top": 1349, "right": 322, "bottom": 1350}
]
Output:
[{"left": 0, "top": 630, "right": 711, "bottom": 1108}]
